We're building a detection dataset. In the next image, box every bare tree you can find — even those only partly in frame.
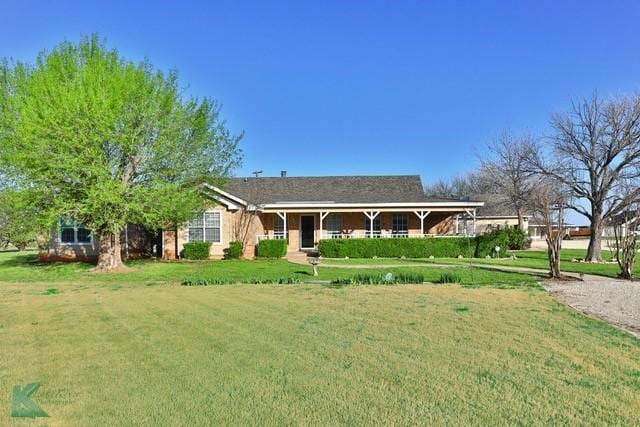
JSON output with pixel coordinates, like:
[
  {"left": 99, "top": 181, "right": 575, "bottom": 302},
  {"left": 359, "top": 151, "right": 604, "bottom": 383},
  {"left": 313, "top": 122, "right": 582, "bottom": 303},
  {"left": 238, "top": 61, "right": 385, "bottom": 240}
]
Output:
[
  {"left": 424, "top": 178, "right": 457, "bottom": 198},
  {"left": 611, "top": 211, "right": 640, "bottom": 280},
  {"left": 232, "top": 207, "right": 261, "bottom": 254},
  {"left": 609, "top": 184, "right": 640, "bottom": 279},
  {"left": 531, "top": 93, "right": 640, "bottom": 262},
  {"left": 229, "top": 181, "right": 264, "bottom": 256},
  {"left": 529, "top": 179, "right": 570, "bottom": 279},
  {"left": 424, "top": 171, "right": 493, "bottom": 199},
  {"left": 480, "top": 131, "right": 535, "bottom": 230}
]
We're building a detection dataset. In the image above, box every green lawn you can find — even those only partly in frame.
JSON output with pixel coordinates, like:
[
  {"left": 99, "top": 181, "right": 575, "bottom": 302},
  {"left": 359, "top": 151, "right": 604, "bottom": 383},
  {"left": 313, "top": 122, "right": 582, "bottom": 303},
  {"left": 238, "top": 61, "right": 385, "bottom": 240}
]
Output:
[
  {"left": 1, "top": 250, "right": 638, "bottom": 424},
  {"left": 0, "top": 278, "right": 638, "bottom": 424},
  {"left": 324, "top": 248, "right": 629, "bottom": 278},
  {"left": 0, "top": 251, "right": 539, "bottom": 289}
]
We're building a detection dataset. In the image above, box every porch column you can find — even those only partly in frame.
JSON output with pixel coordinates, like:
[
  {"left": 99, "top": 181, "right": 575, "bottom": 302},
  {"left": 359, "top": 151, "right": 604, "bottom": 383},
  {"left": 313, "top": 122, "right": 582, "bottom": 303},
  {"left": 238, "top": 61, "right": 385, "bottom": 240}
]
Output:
[
  {"left": 413, "top": 210, "right": 431, "bottom": 236},
  {"left": 473, "top": 209, "right": 477, "bottom": 236},
  {"left": 319, "top": 211, "right": 329, "bottom": 240},
  {"left": 455, "top": 214, "right": 459, "bottom": 234},
  {"left": 464, "top": 209, "right": 476, "bottom": 236},
  {"left": 276, "top": 211, "right": 287, "bottom": 240},
  {"left": 463, "top": 212, "right": 468, "bottom": 236},
  {"left": 364, "top": 211, "right": 380, "bottom": 237}
]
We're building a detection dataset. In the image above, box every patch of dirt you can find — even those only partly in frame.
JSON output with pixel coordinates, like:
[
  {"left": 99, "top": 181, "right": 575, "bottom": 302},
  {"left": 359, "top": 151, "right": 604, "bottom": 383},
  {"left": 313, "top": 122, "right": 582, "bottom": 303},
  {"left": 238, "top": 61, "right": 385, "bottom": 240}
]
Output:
[{"left": 89, "top": 264, "right": 134, "bottom": 273}]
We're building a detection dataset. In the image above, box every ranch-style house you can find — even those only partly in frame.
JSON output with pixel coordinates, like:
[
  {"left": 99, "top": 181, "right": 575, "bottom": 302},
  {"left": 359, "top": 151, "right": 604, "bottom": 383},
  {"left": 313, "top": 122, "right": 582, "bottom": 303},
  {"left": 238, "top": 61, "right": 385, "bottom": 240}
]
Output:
[{"left": 40, "top": 174, "right": 485, "bottom": 261}]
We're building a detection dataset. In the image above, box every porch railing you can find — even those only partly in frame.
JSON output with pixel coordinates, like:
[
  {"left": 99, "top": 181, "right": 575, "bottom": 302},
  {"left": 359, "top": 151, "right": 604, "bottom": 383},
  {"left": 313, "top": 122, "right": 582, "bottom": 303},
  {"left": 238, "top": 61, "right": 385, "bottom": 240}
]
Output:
[
  {"left": 318, "top": 231, "right": 471, "bottom": 239},
  {"left": 256, "top": 231, "right": 473, "bottom": 243}
]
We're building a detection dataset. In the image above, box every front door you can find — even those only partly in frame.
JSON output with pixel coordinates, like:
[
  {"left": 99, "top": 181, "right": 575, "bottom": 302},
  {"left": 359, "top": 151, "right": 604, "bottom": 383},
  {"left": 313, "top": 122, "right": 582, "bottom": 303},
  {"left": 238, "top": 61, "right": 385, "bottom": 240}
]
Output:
[{"left": 300, "top": 215, "right": 315, "bottom": 249}]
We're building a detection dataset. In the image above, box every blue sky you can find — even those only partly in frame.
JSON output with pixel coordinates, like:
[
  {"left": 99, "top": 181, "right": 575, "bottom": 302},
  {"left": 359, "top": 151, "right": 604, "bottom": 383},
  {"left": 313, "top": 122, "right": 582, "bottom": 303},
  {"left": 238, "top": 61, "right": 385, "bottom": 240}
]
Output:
[{"left": 2, "top": 1, "right": 640, "bottom": 223}]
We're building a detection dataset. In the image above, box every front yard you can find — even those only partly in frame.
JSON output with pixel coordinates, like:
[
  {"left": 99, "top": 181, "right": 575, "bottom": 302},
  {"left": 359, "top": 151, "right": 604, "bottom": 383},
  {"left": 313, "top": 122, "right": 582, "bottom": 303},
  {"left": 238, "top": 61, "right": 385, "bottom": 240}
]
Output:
[
  {"left": 0, "top": 251, "right": 539, "bottom": 288},
  {"left": 0, "top": 251, "right": 638, "bottom": 424},
  {"left": 324, "top": 248, "right": 631, "bottom": 278},
  {"left": 1, "top": 276, "right": 639, "bottom": 424}
]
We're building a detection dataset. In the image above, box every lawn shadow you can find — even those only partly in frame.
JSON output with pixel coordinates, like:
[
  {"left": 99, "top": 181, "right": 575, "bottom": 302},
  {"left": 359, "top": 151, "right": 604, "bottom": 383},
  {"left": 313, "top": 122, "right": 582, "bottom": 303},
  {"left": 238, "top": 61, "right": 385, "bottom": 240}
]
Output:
[
  {"left": 0, "top": 252, "right": 40, "bottom": 267},
  {"left": 322, "top": 283, "right": 348, "bottom": 289},
  {"left": 471, "top": 264, "right": 548, "bottom": 279},
  {"left": 0, "top": 251, "right": 96, "bottom": 276},
  {"left": 294, "top": 270, "right": 313, "bottom": 276}
]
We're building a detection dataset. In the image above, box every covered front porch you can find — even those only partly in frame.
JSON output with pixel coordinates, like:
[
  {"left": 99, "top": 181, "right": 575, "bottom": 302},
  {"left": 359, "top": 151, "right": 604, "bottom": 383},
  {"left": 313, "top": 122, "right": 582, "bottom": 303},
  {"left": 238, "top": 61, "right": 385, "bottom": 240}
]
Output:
[{"left": 257, "top": 206, "right": 480, "bottom": 252}]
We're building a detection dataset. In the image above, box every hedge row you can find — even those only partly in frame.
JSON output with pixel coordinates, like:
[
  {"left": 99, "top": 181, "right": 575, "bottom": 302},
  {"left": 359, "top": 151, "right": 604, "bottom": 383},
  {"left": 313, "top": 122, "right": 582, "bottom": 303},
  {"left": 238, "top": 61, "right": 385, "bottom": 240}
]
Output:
[
  {"left": 256, "top": 239, "right": 288, "bottom": 258},
  {"left": 318, "top": 228, "right": 528, "bottom": 259},
  {"left": 318, "top": 237, "right": 475, "bottom": 258}
]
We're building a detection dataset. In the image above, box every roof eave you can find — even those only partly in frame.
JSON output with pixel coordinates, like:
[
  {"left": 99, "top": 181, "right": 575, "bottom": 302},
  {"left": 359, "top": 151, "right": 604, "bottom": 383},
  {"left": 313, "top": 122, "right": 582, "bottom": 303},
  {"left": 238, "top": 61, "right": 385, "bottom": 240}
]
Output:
[
  {"left": 260, "top": 201, "right": 484, "bottom": 209},
  {"left": 201, "top": 183, "right": 249, "bottom": 206}
]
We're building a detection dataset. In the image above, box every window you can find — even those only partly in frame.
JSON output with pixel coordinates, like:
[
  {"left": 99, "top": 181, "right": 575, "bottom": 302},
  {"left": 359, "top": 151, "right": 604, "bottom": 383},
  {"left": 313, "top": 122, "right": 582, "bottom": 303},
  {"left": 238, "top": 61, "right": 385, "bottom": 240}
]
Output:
[
  {"left": 60, "top": 218, "right": 92, "bottom": 244},
  {"left": 326, "top": 214, "right": 343, "bottom": 237},
  {"left": 188, "top": 212, "right": 221, "bottom": 243},
  {"left": 273, "top": 215, "right": 287, "bottom": 238},
  {"left": 392, "top": 213, "right": 408, "bottom": 235},
  {"left": 364, "top": 214, "right": 381, "bottom": 237}
]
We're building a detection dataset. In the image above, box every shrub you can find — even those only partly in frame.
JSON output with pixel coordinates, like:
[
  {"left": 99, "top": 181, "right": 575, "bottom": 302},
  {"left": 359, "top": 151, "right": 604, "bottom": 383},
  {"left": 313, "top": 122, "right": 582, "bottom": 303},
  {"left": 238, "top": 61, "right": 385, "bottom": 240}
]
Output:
[
  {"left": 437, "top": 272, "right": 462, "bottom": 284},
  {"left": 182, "top": 277, "right": 234, "bottom": 286},
  {"left": 248, "top": 277, "right": 302, "bottom": 284},
  {"left": 331, "top": 272, "right": 424, "bottom": 285},
  {"left": 225, "top": 240, "right": 243, "bottom": 259},
  {"left": 257, "top": 239, "right": 288, "bottom": 258},
  {"left": 181, "top": 276, "right": 302, "bottom": 286},
  {"left": 318, "top": 237, "right": 474, "bottom": 258},
  {"left": 503, "top": 227, "right": 531, "bottom": 250},
  {"left": 474, "top": 230, "right": 509, "bottom": 258},
  {"left": 182, "top": 242, "right": 211, "bottom": 260},
  {"left": 475, "top": 228, "right": 531, "bottom": 256}
]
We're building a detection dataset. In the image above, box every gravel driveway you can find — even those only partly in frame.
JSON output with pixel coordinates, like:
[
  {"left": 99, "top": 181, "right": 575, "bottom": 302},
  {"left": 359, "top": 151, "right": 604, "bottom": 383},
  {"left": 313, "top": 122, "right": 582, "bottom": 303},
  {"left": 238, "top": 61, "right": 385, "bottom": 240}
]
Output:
[{"left": 545, "top": 277, "right": 640, "bottom": 338}]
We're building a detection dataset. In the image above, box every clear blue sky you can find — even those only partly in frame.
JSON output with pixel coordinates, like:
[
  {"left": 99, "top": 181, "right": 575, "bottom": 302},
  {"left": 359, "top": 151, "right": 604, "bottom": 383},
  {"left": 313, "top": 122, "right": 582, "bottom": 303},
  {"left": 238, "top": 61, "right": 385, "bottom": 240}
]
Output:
[{"left": 2, "top": 1, "right": 640, "bottom": 224}]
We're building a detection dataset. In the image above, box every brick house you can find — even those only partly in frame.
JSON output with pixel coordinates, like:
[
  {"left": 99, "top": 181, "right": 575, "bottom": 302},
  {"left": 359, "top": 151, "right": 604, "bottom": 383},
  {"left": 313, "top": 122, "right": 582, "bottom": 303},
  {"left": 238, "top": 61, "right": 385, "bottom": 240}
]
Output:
[{"left": 40, "top": 174, "right": 484, "bottom": 261}]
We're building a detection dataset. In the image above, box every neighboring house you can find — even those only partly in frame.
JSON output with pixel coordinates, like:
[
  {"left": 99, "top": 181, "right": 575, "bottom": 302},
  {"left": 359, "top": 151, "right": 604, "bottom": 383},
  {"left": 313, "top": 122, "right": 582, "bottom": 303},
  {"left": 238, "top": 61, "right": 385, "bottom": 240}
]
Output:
[
  {"left": 472, "top": 201, "right": 530, "bottom": 235},
  {"left": 528, "top": 220, "right": 587, "bottom": 240},
  {"left": 450, "top": 194, "right": 530, "bottom": 235},
  {"left": 41, "top": 175, "right": 485, "bottom": 261},
  {"left": 603, "top": 211, "right": 639, "bottom": 238}
]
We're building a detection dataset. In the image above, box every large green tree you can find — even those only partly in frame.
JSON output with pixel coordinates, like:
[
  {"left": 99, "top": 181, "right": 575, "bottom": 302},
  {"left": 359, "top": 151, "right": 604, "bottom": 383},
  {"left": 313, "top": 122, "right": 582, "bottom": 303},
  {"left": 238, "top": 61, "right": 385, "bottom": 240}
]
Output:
[
  {"left": 0, "top": 35, "right": 242, "bottom": 271},
  {"left": 0, "top": 189, "right": 39, "bottom": 250}
]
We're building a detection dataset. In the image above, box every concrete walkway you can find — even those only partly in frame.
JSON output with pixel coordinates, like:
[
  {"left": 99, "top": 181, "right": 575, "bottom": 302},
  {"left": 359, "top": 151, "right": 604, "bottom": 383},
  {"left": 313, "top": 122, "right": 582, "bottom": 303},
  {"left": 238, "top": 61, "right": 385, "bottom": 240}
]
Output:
[{"left": 287, "top": 252, "right": 640, "bottom": 338}]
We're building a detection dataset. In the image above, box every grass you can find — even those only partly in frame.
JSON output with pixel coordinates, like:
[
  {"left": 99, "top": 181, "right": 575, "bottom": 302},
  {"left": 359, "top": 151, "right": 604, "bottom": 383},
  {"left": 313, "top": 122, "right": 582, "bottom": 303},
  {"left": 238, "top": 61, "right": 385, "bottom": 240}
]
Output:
[
  {"left": 0, "top": 279, "right": 638, "bottom": 424},
  {"left": 0, "top": 251, "right": 638, "bottom": 423},
  {"left": 324, "top": 248, "right": 630, "bottom": 278},
  {"left": 0, "top": 251, "right": 540, "bottom": 289}
]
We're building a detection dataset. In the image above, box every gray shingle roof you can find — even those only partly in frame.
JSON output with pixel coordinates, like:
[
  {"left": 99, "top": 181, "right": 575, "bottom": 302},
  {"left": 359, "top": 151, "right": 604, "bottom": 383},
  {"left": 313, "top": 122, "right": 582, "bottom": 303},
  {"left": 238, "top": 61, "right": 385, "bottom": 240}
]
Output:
[
  {"left": 222, "top": 175, "right": 445, "bottom": 204},
  {"left": 473, "top": 194, "right": 526, "bottom": 217}
]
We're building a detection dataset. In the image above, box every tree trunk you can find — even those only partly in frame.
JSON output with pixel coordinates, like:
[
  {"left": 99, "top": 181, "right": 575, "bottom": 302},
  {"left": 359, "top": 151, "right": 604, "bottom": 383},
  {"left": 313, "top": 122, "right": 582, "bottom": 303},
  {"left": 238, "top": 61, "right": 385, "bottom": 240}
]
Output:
[
  {"left": 586, "top": 214, "right": 603, "bottom": 262},
  {"left": 547, "top": 241, "right": 561, "bottom": 279},
  {"left": 619, "top": 239, "right": 636, "bottom": 280},
  {"left": 174, "top": 225, "right": 179, "bottom": 260},
  {"left": 93, "top": 230, "right": 125, "bottom": 272},
  {"left": 516, "top": 208, "right": 525, "bottom": 231}
]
